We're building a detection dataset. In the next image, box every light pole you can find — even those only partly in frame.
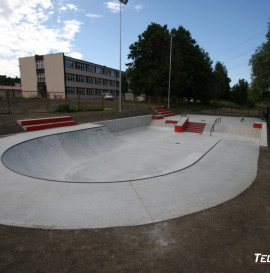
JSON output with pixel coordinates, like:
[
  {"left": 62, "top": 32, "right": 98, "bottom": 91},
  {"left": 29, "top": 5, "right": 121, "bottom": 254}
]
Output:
[
  {"left": 118, "top": 0, "right": 128, "bottom": 113},
  {"left": 168, "top": 34, "right": 173, "bottom": 109}
]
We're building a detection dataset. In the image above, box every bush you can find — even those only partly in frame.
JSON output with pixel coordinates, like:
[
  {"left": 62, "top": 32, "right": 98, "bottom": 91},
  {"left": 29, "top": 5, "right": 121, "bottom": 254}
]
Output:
[
  {"left": 54, "top": 104, "right": 103, "bottom": 112},
  {"left": 54, "top": 103, "right": 77, "bottom": 112},
  {"left": 81, "top": 106, "right": 103, "bottom": 111},
  {"left": 210, "top": 100, "right": 245, "bottom": 109}
]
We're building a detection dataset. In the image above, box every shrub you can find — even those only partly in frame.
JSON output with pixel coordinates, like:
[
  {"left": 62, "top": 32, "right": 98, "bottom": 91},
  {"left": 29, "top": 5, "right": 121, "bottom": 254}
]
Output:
[
  {"left": 54, "top": 103, "right": 77, "bottom": 112},
  {"left": 81, "top": 106, "right": 103, "bottom": 111}
]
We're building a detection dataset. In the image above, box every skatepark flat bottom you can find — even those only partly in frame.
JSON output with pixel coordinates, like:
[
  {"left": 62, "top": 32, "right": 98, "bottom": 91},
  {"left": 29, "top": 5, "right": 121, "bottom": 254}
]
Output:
[{"left": 0, "top": 115, "right": 265, "bottom": 229}]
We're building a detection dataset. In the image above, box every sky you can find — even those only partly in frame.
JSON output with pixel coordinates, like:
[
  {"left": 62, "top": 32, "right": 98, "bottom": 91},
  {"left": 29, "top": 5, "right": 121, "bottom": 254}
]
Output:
[{"left": 0, "top": 0, "right": 269, "bottom": 87}]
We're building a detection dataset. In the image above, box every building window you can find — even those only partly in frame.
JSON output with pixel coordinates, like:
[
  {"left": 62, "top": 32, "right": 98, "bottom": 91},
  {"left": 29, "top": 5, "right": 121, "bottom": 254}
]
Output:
[
  {"left": 110, "top": 70, "right": 115, "bottom": 77},
  {"left": 116, "top": 81, "right": 119, "bottom": 87},
  {"left": 103, "top": 79, "right": 110, "bottom": 86},
  {"left": 86, "top": 88, "right": 95, "bottom": 95},
  {"left": 103, "top": 68, "right": 109, "bottom": 75},
  {"left": 116, "top": 71, "right": 120, "bottom": 77},
  {"left": 77, "top": 88, "right": 85, "bottom": 95},
  {"left": 110, "top": 80, "right": 116, "bottom": 86},
  {"left": 36, "top": 60, "right": 44, "bottom": 69},
  {"left": 65, "top": 73, "right": 76, "bottom": 82},
  {"left": 96, "top": 67, "right": 102, "bottom": 74},
  {"left": 37, "top": 73, "right": 45, "bottom": 82},
  {"left": 76, "top": 62, "right": 85, "bottom": 70},
  {"left": 96, "top": 78, "right": 102, "bottom": 85},
  {"left": 66, "top": 87, "right": 76, "bottom": 94},
  {"left": 77, "top": 75, "right": 85, "bottom": 82},
  {"left": 65, "top": 59, "right": 75, "bottom": 68},
  {"left": 86, "top": 65, "right": 95, "bottom": 72},
  {"left": 86, "top": 77, "right": 95, "bottom": 84},
  {"left": 96, "top": 89, "right": 102, "bottom": 95}
]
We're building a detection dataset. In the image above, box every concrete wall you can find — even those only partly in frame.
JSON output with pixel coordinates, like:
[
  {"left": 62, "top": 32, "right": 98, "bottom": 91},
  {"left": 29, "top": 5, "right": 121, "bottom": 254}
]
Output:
[
  {"left": 98, "top": 115, "right": 152, "bottom": 132},
  {"left": 44, "top": 53, "right": 66, "bottom": 98},
  {"left": 19, "top": 57, "right": 37, "bottom": 95}
]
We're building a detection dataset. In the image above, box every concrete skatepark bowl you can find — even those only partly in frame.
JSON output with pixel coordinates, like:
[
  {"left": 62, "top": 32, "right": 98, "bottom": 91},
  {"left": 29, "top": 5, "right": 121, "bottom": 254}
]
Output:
[{"left": 0, "top": 114, "right": 267, "bottom": 229}]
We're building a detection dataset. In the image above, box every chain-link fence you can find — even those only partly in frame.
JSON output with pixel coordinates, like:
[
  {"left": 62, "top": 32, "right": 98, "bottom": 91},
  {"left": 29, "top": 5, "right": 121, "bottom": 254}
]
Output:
[
  {"left": 0, "top": 91, "right": 152, "bottom": 114},
  {"left": 191, "top": 107, "right": 265, "bottom": 118},
  {"left": 0, "top": 91, "right": 268, "bottom": 118},
  {"left": 266, "top": 108, "right": 270, "bottom": 146}
]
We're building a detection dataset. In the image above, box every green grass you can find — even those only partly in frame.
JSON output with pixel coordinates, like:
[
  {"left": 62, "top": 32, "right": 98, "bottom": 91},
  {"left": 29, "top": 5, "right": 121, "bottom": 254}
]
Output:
[
  {"left": 54, "top": 103, "right": 77, "bottom": 112},
  {"left": 80, "top": 106, "right": 103, "bottom": 111},
  {"left": 54, "top": 103, "right": 103, "bottom": 112},
  {"left": 210, "top": 100, "right": 246, "bottom": 110},
  {"left": 170, "top": 100, "right": 255, "bottom": 112}
]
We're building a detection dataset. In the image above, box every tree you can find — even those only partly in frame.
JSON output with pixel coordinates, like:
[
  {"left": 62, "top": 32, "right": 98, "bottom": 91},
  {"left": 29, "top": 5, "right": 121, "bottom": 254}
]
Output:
[
  {"left": 0, "top": 75, "right": 20, "bottom": 86},
  {"left": 121, "top": 72, "right": 129, "bottom": 95},
  {"left": 230, "top": 79, "right": 249, "bottom": 105},
  {"left": 249, "top": 21, "right": 270, "bottom": 100},
  {"left": 170, "top": 26, "right": 213, "bottom": 102},
  {"left": 126, "top": 23, "right": 213, "bottom": 102},
  {"left": 212, "top": 62, "right": 231, "bottom": 99},
  {"left": 126, "top": 23, "right": 170, "bottom": 97}
]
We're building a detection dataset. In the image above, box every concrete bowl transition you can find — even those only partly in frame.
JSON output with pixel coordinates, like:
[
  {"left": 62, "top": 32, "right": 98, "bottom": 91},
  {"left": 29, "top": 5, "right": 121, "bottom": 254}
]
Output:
[{"left": 0, "top": 114, "right": 267, "bottom": 229}]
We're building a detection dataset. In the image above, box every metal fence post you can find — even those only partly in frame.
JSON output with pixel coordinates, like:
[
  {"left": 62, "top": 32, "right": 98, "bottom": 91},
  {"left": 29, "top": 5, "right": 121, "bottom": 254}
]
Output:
[
  {"left": 77, "top": 93, "right": 81, "bottom": 111},
  {"left": 46, "top": 92, "right": 50, "bottom": 112},
  {"left": 5, "top": 90, "right": 11, "bottom": 114}
]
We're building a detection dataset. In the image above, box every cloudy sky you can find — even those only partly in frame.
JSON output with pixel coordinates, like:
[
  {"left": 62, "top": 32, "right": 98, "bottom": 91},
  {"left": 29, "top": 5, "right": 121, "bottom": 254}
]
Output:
[{"left": 0, "top": 0, "right": 269, "bottom": 86}]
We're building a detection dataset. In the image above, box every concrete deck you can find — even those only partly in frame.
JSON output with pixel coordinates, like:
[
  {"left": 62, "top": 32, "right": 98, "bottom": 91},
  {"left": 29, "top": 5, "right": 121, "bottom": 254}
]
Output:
[{"left": 0, "top": 115, "right": 266, "bottom": 229}]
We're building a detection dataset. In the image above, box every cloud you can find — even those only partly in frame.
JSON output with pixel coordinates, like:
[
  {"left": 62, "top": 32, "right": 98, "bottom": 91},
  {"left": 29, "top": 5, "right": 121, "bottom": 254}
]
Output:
[
  {"left": 105, "top": 1, "right": 120, "bottom": 13},
  {"left": 0, "top": 0, "right": 82, "bottom": 77},
  {"left": 86, "top": 13, "right": 104, "bottom": 18},
  {"left": 66, "top": 3, "right": 78, "bottom": 11},
  {"left": 104, "top": 1, "right": 143, "bottom": 14},
  {"left": 134, "top": 5, "right": 143, "bottom": 12},
  {"left": 60, "top": 3, "right": 78, "bottom": 11},
  {"left": 69, "top": 52, "right": 83, "bottom": 59}
]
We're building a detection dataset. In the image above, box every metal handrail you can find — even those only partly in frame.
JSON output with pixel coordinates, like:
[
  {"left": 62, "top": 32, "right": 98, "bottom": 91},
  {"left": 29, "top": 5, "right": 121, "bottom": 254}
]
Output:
[{"left": 210, "top": 117, "right": 221, "bottom": 136}]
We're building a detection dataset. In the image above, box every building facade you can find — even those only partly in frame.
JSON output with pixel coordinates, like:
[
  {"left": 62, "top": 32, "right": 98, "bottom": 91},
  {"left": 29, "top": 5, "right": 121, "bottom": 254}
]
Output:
[{"left": 19, "top": 53, "right": 120, "bottom": 99}]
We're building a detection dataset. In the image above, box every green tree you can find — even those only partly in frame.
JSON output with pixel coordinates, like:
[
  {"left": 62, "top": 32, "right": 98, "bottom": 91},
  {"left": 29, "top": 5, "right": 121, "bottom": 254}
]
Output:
[
  {"left": 249, "top": 21, "right": 270, "bottom": 100},
  {"left": 126, "top": 23, "right": 169, "bottom": 97},
  {"left": 230, "top": 79, "right": 249, "bottom": 105},
  {"left": 0, "top": 75, "right": 20, "bottom": 86},
  {"left": 170, "top": 27, "right": 213, "bottom": 102},
  {"left": 126, "top": 23, "right": 213, "bottom": 102},
  {"left": 121, "top": 72, "right": 129, "bottom": 95},
  {"left": 212, "top": 62, "right": 231, "bottom": 99}
]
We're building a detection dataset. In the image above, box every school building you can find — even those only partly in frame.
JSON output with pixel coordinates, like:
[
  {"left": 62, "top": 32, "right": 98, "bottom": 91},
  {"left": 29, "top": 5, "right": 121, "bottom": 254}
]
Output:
[{"left": 19, "top": 53, "right": 120, "bottom": 99}]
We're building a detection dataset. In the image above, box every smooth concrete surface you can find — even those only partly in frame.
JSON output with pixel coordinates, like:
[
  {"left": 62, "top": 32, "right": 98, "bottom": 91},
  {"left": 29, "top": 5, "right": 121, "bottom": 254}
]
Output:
[
  {"left": 0, "top": 114, "right": 266, "bottom": 229},
  {"left": 98, "top": 114, "right": 152, "bottom": 132},
  {"left": 2, "top": 125, "right": 220, "bottom": 183}
]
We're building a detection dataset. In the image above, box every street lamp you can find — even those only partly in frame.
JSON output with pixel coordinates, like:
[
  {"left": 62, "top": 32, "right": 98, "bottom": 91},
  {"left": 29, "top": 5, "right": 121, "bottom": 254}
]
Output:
[
  {"left": 118, "top": 0, "right": 128, "bottom": 113},
  {"left": 168, "top": 34, "right": 173, "bottom": 109}
]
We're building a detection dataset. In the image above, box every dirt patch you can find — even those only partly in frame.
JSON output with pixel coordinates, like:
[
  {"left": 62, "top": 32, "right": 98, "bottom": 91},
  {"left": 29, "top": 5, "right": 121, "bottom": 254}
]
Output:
[{"left": 0, "top": 109, "right": 269, "bottom": 273}]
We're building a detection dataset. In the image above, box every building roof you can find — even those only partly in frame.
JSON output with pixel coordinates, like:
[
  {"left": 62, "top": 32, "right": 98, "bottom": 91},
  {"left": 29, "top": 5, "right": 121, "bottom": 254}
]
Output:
[{"left": 0, "top": 86, "right": 22, "bottom": 91}]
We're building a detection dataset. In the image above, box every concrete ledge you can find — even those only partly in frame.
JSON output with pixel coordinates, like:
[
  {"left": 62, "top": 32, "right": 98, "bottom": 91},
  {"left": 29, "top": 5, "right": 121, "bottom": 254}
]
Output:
[
  {"left": 152, "top": 115, "right": 164, "bottom": 120},
  {"left": 25, "top": 121, "right": 77, "bottom": 131},
  {"left": 98, "top": 115, "right": 152, "bottom": 132},
  {"left": 175, "top": 117, "right": 189, "bottom": 132},
  {"left": 18, "top": 116, "right": 73, "bottom": 126},
  {"left": 260, "top": 122, "right": 268, "bottom": 147},
  {"left": 253, "top": 122, "right": 263, "bottom": 128}
]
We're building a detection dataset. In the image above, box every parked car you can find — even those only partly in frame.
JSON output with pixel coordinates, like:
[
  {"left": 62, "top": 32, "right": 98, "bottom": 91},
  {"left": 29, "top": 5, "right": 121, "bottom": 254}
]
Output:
[
  {"left": 104, "top": 94, "right": 113, "bottom": 100},
  {"left": 137, "top": 95, "right": 145, "bottom": 102}
]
